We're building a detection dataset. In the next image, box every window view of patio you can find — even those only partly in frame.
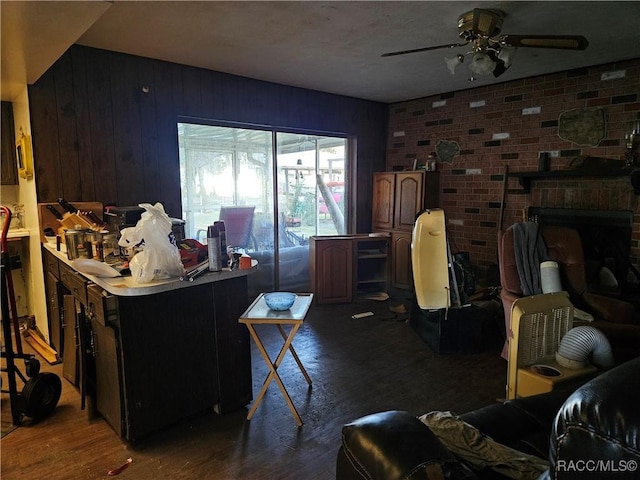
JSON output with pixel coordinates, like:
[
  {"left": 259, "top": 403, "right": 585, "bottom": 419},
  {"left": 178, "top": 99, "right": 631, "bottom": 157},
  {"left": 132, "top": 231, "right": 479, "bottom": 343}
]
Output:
[{"left": 178, "top": 123, "right": 347, "bottom": 295}]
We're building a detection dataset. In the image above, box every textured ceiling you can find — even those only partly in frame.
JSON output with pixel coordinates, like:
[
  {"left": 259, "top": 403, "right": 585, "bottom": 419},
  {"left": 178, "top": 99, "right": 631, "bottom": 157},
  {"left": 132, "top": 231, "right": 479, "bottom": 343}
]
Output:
[{"left": 2, "top": 1, "right": 639, "bottom": 103}]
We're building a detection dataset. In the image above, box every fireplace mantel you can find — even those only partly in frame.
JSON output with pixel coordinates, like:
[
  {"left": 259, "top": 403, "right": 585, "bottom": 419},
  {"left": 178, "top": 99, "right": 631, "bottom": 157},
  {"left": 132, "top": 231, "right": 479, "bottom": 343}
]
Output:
[{"left": 509, "top": 167, "right": 640, "bottom": 194}]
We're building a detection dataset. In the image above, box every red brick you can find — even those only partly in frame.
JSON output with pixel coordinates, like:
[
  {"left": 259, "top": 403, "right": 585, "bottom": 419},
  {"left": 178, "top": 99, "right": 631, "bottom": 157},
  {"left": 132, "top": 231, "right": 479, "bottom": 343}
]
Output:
[{"left": 386, "top": 59, "right": 640, "bottom": 274}]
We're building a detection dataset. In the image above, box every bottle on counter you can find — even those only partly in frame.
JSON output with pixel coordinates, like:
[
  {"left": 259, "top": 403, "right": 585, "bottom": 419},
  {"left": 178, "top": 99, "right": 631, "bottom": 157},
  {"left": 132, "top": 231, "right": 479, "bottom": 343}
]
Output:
[
  {"left": 87, "top": 231, "right": 104, "bottom": 261},
  {"left": 214, "top": 220, "right": 227, "bottom": 267},
  {"left": 207, "top": 224, "right": 222, "bottom": 272}
]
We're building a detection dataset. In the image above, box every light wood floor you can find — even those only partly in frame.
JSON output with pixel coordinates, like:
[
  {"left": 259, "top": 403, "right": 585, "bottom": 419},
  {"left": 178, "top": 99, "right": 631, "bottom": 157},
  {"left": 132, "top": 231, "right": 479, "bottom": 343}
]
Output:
[{"left": 1, "top": 291, "right": 507, "bottom": 479}]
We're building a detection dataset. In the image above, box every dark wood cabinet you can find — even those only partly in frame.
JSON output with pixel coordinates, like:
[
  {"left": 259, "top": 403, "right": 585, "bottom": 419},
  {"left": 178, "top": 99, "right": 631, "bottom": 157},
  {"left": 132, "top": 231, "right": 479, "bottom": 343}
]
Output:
[
  {"left": 372, "top": 173, "right": 395, "bottom": 230},
  {"left": 211, "top": 281, "right": 253, "bottom": 414},
  {"left": 45, "top": 271, "right": 63, "bottom": 355},
  {"left": 1, "top": 101, "right": 18, "bottom": 185},
  {"left": 372, "top": 171, "right": 439, "bottom": 289},
  {"left": 391, "top": 232, "right": 413, "bottom": 290},
  {"left": 310, "top": 235, "right": 389, "bottom": 304},
  {"left": 42, "top": 247, "right": 252, "bottom": 442},
  {"left": 394, "top": 172, "right": 429, "bottom": 230},
  {"left": 86, "top": 285, "right": 123, "bottom": 436},
  {"left": 43, "top": 247, "right": 73, "bottom": 374},
  {"left": 61, "top": 295, "right": 78, "bottom": 385},
  {"left": 310, "top": 237, "right": 353, "bottom": 303}
]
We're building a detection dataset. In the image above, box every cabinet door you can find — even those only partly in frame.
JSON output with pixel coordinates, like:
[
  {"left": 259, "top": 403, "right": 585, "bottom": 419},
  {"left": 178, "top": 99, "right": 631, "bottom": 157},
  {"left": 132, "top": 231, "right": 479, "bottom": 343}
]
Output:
[
  {"left": 89, "top": 317, "right": 122, "bottom": 435},
  {"left": 394, "top": 172, "right": 424, "bottom": 230},
  {"left": 45, "top": 271, "right": 63, "bottom": 355},
  {"left": 87, "top": 286, "right": 123, "bottom": 437},
  {"left": 62, "top": 295, "right": 78, "bottom": 385},
  {"left": 311, "top": 238, "right": 353, "bottom": 303},
  {"left": 117, "top": 286, "right": 219, "bottom": 441},
  {"left": 391, "top": 232, "right": 413, "bottom": 290},
  {"left": 211, "top": 276, "right": 252, "bottom": 414},
  {"left": 372, "top": 173, "right": 395, "bottom": 230}
]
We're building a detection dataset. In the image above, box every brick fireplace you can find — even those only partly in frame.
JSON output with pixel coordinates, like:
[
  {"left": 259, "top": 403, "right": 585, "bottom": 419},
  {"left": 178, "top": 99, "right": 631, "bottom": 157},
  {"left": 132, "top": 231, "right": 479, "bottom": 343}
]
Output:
[
  {"left": 528, "top": 206, "right": 636, "bottom": 297},
  {"left": 386, "top": 58, "right": 640, "bottom": 279}
]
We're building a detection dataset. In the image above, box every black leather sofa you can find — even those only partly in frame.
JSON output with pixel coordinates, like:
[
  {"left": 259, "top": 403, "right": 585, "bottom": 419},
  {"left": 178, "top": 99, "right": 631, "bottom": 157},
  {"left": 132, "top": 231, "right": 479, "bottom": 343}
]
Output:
[{"left": 337, "top": 356, "right": 640, "bottom": 479}]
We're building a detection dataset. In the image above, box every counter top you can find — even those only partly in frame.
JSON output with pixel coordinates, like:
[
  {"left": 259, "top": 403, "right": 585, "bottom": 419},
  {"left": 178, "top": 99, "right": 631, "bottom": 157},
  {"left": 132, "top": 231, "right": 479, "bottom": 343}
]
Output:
[
  {"left": 6, "top": 228, "right": 30, "bottom": 239},
  {"left": 43, "top": 243, "right": 256, "bottom": 297}
]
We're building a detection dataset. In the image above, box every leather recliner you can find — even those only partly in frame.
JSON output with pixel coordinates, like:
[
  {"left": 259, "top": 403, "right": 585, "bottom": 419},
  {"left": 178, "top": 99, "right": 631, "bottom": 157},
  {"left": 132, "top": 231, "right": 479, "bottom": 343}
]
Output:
[
  {"left": 336, "top": 356, "right": 640, "bottom": 480},
  {"left": 497, "top": 224, "right": 640, "bottom": 363}
]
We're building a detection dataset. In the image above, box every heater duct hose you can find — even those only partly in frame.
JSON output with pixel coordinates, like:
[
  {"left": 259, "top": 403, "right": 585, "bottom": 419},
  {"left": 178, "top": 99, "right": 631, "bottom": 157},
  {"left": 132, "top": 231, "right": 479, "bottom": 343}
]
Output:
[{"left": 556, "top": 326, "right": 615, "bottom": 369}]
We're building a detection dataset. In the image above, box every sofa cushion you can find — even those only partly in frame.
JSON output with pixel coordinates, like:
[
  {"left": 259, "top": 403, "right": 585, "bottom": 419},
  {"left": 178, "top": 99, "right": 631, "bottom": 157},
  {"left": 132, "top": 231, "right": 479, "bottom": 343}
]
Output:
[
  {"left": 339, "top": 410, "right": 476, "bottom": 480},
  {"left": 460, "top": 386, "right": 579, "bottom": 458}
]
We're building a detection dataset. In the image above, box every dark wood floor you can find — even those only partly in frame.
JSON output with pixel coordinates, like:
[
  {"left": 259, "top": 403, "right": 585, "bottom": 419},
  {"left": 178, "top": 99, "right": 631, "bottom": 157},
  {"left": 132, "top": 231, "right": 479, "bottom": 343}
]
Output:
[{"left": 1, "top": 290, "right": 507, "bottom": 479}]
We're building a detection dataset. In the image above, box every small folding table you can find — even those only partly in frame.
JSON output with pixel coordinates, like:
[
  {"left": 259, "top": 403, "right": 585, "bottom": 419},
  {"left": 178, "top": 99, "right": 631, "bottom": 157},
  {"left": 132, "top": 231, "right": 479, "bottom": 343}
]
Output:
[{"left": 239, "top": 292, "right": 313, "bottom": 426}]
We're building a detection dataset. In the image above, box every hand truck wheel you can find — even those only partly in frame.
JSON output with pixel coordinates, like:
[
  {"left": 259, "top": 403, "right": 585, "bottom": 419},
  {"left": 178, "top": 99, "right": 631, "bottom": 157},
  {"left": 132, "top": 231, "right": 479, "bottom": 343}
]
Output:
[
  {"left": 24, "top": 357, "right": 41, "bottom": 378},
  {"left": 22, "top": 372, "right": 62, "bottom": 420}
]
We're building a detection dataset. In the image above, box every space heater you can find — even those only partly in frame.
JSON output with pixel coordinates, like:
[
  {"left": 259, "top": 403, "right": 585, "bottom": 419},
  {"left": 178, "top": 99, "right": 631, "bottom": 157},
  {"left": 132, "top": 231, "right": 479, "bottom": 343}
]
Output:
[{"left": 506, "top": 292, "right": 596, "bottom": 399}]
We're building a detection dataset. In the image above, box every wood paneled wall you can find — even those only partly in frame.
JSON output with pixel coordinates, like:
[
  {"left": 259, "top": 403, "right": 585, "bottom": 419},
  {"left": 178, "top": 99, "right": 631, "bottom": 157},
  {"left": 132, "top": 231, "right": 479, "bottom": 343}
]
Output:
[{"left": 28, "top": 45, "right": 388, "bottom": 232}]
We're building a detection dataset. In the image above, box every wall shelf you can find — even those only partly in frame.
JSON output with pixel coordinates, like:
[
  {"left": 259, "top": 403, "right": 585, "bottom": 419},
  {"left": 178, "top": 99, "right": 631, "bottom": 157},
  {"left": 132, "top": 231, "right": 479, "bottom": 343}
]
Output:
[{"left": 509, "top": 167, "right": 640, "bottom": 194}]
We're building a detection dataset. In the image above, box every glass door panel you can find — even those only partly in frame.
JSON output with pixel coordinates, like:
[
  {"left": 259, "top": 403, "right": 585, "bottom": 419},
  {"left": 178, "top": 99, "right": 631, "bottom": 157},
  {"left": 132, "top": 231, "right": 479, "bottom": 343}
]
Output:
[
  {"left": 275, "top": 133, "right": 347, "bottom": 290},
  {"left": 179, "top": 123, "right": 347, "bottom": 296}
]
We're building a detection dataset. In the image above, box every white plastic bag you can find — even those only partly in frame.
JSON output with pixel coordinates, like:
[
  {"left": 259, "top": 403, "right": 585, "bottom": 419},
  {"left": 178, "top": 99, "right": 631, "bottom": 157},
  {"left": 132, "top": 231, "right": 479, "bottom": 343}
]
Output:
[{"left": 118, "top": 202, "right": 185, "bottom": 283}]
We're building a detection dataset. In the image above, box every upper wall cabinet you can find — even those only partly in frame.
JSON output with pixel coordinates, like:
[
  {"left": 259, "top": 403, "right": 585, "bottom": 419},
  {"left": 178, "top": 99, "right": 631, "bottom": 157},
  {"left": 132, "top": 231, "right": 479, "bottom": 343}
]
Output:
[
  {"left": 371, "top": 173, "right": 395, "bottom": 230},
  {"left": 1, "top": 102, "right": 18, "bottom": 185},
  {"left": 372, "top": 172, "right": 439, "bottom": 232},
  {"left": 372, "top": 171, "right": 440, "bottom": 289}
]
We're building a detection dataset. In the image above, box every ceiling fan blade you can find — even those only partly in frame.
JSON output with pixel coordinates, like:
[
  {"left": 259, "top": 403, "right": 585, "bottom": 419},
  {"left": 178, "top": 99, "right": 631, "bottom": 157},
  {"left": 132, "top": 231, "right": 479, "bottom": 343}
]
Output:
[
  {"left": 381, "top": 42, "right": 468, "bottom": 57},
  {"left": 500, "top": 34, "right": 589, "bottom": 50}
]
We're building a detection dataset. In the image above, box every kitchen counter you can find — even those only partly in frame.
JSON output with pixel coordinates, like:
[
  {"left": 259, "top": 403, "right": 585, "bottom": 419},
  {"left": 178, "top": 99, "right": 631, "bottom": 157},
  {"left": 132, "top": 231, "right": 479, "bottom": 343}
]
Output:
[
  {"left": 6, "top": 228, "right": 30, "bottom": 240},
  {"left": 43, "top": 243, "right": 256, "bottom": 296},
  {"left": 42, "top": 244, "right": 254, "bottom": 441}
]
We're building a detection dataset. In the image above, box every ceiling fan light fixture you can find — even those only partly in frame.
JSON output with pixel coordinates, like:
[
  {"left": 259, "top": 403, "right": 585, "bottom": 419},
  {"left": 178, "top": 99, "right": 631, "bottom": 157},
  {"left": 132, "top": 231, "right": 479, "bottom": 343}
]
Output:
[
  {"left": 467, "top": 52, "right": 496, "bottom": 76},
  {"left": 497, "top": 46, "right": 515, "bottom": 67},
  {"left": 492, "top": 58, "right": 508, "bottom": 78},
  {"left": 383, "top": 7, "right": 588, "bottom": 83},
  {"left": 445, "top": 54, "right": 463, "bottom": 74},
  {"left": 458, "top": 9, "right": 504, "bottom": 40},
  {"left": 473, "top": 10, "right": 503, "bottom": 37}
]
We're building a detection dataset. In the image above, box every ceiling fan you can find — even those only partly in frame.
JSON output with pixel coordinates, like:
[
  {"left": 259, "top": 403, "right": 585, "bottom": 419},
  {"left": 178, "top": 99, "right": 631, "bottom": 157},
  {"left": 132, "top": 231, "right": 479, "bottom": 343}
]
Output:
[{"left": 382, "top": 8, "right": 588, "bottom": 80}]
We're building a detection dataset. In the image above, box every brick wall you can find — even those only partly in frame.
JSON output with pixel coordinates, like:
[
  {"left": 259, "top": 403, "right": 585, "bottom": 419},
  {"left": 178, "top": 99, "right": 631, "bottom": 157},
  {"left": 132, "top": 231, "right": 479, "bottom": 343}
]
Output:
[{"left": 386, "top": 58, "right": 640, "bottom": 276}]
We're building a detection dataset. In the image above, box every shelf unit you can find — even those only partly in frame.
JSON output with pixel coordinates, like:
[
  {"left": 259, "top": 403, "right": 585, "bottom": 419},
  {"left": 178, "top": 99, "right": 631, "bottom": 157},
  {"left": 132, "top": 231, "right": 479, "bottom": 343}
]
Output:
[
  {"left": 310, "top": 234, "right": 390, "bottom": 304},
  {"left": 355, "top": 238, "right": 389, "bottom": 296},
  {"left": 509, "top": 168, "right": 639, "bottom": 194}
]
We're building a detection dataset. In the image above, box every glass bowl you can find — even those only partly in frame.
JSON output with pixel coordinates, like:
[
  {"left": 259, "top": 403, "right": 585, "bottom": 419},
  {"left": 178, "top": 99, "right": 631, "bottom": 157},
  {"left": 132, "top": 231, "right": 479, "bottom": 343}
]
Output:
[{"left": 264, "top": 292, "right": 296, "bottom": 311}]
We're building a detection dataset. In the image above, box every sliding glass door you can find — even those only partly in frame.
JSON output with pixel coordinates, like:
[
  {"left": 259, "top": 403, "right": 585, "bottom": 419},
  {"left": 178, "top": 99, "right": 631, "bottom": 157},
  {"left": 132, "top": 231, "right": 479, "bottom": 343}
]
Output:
[{"left": 178, "top": 122, "right": 347, "bottom": 295}]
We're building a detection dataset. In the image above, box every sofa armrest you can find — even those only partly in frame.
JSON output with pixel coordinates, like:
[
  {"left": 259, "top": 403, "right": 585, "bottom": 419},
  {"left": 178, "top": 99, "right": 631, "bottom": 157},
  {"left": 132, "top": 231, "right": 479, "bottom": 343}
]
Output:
[
  {"left": 337, "top": 410, "right": 477, "bottom": 480},
  {"left": 500, "top": 289, "right": 521, "bottom": 359},
  {"left": 581, "top": 292, "right": 635, "bottom": 324},
  {"left": 546, "top": 357, "right": 640, "bottom": 479}
]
